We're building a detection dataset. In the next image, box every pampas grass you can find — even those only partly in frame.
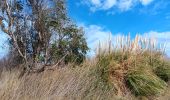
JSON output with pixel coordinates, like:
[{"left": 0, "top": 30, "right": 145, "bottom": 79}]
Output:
[
  {"left": 95, "top": 34, "right": 170, "bottom": 97},
  {"left": 0, "top": 34, "right": 169, "bottom": 100},
  {"left": 126, "top": 70, "right": 167, "bottom": 96},
  {"left": 155, "top": 61, "right": 170, "bottom": 82}
]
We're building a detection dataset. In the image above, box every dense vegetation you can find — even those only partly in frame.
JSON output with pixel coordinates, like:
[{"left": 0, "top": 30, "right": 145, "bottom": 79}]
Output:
[
  {"left": 0, "top": 0, "right": 170, "bottom": 100},
  {"left": 0, "top": 35, "right": 170, "bottom": 100},
  {"left": 0, "top": 0, "right": 89, "bottom": 73}
]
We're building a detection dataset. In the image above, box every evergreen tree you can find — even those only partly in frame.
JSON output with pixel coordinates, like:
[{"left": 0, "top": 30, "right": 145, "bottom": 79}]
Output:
[
  {"left": 48, "top": 0, "right": 89, "bottom": 64},
  {"left": 0, "top": 0, "right": 88, "bottom": 72}
]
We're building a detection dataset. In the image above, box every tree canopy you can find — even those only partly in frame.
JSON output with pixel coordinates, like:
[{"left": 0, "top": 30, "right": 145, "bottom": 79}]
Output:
[{"left": 0, "top": 0, "right": 89, "bottom": 72}]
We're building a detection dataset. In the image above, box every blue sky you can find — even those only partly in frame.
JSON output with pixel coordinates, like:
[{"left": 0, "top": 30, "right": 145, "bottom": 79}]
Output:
[
  {"left": 0, "top": 0, "right": 170, "bottom": 58},
  {"left": 68, "top": 0, "right": 170, "bottom": 34},
  {"left": 67, "top": 0, "right": 170, "bottom": 56}
]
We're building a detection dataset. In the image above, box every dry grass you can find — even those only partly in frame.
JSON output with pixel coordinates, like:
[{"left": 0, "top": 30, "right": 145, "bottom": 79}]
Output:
[
  {"left": 0, "top": 62, "right": 169, "bottom": 100},
  {"left": 0, "top": 62, "right": 126, "bottom": 100},
  {"left": 0, "top": 35, "right": 170, "bottom": 100}
]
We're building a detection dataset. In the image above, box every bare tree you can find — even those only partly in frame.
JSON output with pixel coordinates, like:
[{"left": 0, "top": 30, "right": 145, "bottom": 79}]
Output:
[{"left": 0, "top": 0, "right": 31, "bottom": 71}]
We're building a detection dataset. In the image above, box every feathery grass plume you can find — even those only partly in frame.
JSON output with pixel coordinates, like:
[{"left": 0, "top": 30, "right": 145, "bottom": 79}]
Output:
[
  {"left": 95, "top": 33, "right": 169, "bottom": 97},
  {"left": 0, "top": 33, "right": 169, "bottom": 99}
]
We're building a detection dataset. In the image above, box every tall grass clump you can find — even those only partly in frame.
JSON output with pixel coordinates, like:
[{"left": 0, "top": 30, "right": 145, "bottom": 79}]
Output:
[
  {"left": 126, "top": 70, "right": 167, "bottom": 96},
  {"left": 154, "top": 61, "right": 170, "bottom": 82},
  {"left": 95, "top": 34, "right": 170, "bottom": 97},
  {"left": 0, "top": 61, "right": 121, "bottom": 100},
  {"left": 0, "top": 34, "right": 170, "bottom": 100}
]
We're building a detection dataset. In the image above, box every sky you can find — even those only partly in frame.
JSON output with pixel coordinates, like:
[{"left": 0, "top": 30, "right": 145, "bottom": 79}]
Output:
[
  {"left": 67, "top": 0, "right": 170, "bottom": 56},
  {"left": 0, "top": 0, "right": 170, "bottom": 58}
]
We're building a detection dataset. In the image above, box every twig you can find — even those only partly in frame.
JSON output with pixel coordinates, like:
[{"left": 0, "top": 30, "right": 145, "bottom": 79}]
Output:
[{"left": 46, "top": 53, "right": 68, "bottom": 70}]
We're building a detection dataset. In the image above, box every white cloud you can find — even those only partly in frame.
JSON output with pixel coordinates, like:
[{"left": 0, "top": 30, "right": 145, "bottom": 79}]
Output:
[
  {"left": 140, "top": 0, "right": 154, "bottom": 6},
  {"left": 84, "top": 0, "right": 154, "bottom": 12},
  {"left": 86, "top": 0, "right": 117, "bottom": 11},
  {"left": 80, "top": 24, "right": 112, "bottom": 56},
  {"left": 118, "top": 0, "right": 134, "bottom": 11},
  {"left": 103, "top": 0, "right": 117, "bottom": 10},
  {"left": 80, "top": 24, "right": 170, "bottom": 57},
  {"left": 91, "top": 0, "right": 101, "bottom": 6}
]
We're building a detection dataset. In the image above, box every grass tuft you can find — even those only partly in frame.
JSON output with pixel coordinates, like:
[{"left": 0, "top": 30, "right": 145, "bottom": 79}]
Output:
[
  {"left": 155, "top": 61, "right": 170, "bottom": 82},
  {"left": 126, "top": 70, "right": 167, "bottom": 96}
]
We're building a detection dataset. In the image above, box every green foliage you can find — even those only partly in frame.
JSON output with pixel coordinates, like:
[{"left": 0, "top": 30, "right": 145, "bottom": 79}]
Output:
[
  {"left": 91, "top": 54, "right": 114, "bottom": 91},
  {"left": 112, "top": 51, "right": 129, "bottom": 63},
  {"left": 95, "top": 49, "right": 170, "bottom": 97},
  {"left": 155, "top": 61, "right": 170, "bottom": 82},
  {"left": 48, "top": 0, "right": 89, "bottom": 64},
  {"left": 96, "top": 54, "right": 111, "bottom": 84},
  {"left": 50, "top": 26, "right": 89, "bottom": 64},
  {"left": 142, "top": 52, "right": 170, "bottom": 82},
  {"left": 65, "top": 28, "right": 89, "bottom": 64},
  {"left": 0, "top": 0, "right": 89, "bottom": 70},
  {"left": 126, "top": 70, "right": 167, "bottom": 96}
]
